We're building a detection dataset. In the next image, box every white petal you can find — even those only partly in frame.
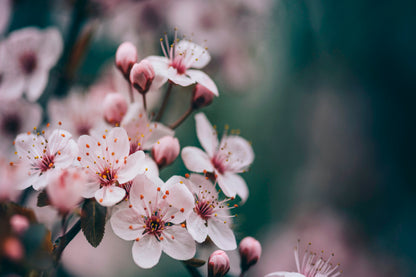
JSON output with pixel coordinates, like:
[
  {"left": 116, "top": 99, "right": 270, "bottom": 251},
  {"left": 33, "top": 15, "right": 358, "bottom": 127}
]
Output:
[
  {"left": 81, "top": 181, "right": 99, "bottom": 198},
  {"left": 25, "top": 70, "right": 48, "bottom": 101},
  {"left": 181, "top": 147, "right": 214, "bottom": 173},
  {"left": 117, "top": 150, "right": 146, "bottom": 184},
  {"left": 53, "top": 139, "right": 78, "bottom": 169},
  {"left": 163, "top": 176, "right": 194, "bottom": 214},
  {"left": 94, "top": 186, "right": 125, "bottom": 207},
  {"left": 142, "top": 155, "right": 159, "bottom": 178},
  {"left": 176, "top": 40, "right": 211, "bottom": 69},
  {"left": 218, "top": 173, "right": 249, "bottom": 203},
  {"left": 186, "top": 212, "right": 208, "bottom": 243},
  {"left": 110, "top": 207, "right": 143, "bottom": 241},
  {"left": 145, "top": 55, "right": 170, "bottom": 80},
  {"left": 195, "top": 113, "right": 218, "bottom": 157},
  {"left": 219, "top": 135, "right": 254, "bottom": 172},
  {"left": 129, "top": 174, "right": 160, "bottom": 213},
  {"left": 132, "top": 235, "right": 162, "bottom": 269},
  {"left": 106, "top": 127, "right": 130, "bottom": 160},
  {"left": 161, "top": 225, "right": 196, "bottom": 261},
  {"left": 39, "top": 28, "right": 63, "bottom": 68},
  {"left": 32, "top": 173, "right": 50, "bottom": 190},
  {"left": 265, "top": 272, "right": 305, "bottom": 277},
  {"left": 167, "top": 67, "right": 195, "bottom": 87},
  {"left": 142, "top": 122, "right": 174, "bottom": 150},
  {"left": 187, "top": 70, "right": 218, "bottom": 96},
  {"left": 207, "top": 219, "right": 237, "bottom": 251}
]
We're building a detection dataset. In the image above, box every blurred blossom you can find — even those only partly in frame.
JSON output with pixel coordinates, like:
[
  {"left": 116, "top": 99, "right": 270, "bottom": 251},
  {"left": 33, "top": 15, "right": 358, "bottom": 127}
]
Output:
[
  {"left": 0, "top": 27, "right": 63, "bottom": 101},
  {"left": 3, "top": 237, "right": 24, "bottom": 261},
  {"left": 48, "top": 88, "right": 106, "bottom": 139},
  {"left": 9, "top": 215, "right": 30, "bottom": 235},
  {"left": 0, "top": 98, "right": 42, "bottom": 157},
  {"left": 0, "top": 0, "right": 11, "bottom": 35},
  {"left": 255, "top": 210, "right": 400, "bottom": 277},
  {"left": 115, "top": 41, "right": 138, "bottom": 80},
  {"left": 239, "top": 236, "right": 262, "bottom": 272},
  {"left": 102, "top": 93, "right": 128, "bottom": 126},
  {"left": 0, "top": 159, "right": 22, "bottom": 202},
  {"left": 152, "top": 136, "right": 180, "bottom": 167}
]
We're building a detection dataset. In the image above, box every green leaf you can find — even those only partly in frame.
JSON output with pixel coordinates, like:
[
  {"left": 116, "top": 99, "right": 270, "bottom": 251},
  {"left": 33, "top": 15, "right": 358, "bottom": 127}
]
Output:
[
  {"left": 183, "top": 258, "right": 206, "bottom": 268},
  {"left": 37, "top": 190, "right": 50, "bottom": 207},
  {"left": 80, "top": 199, "right": 106, "bottom": 248}
]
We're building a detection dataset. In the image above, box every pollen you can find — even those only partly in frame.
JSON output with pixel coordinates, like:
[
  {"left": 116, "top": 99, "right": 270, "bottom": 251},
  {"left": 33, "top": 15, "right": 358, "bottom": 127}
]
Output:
[
  {"left": 135, "top": 238, "right": 140, "bottom": 242},
  {"left": 181, "top": 223, "right": 186, "bottom": 228},
  {"left": 77, "top": 157, "right": 81, "bottom": 161},
  {"left": 114, "top": 138, "right": 117, "bottom": 142},
  {"left": 58, "top": 121, "right": 62, "bottom": 126},
  {"left": 180, "top": 208, "right": 184, "bottom": 213},
  {"left": 157, "top": 187, "right": 161, "bottom": 191},
  {"left": 86, "top": 144, "right": 90, "bottom": 148},
  {"left": 61, "top": 134, "right": 65, "bottom": 137},
  {"left": 165, "top": 190, "right": 169, "bottom": 195},
  {"left": 99, "top": 198, "right": 103, "bottom": 203},
  {"left": 103, "top": 135, "right": 106, "bottom": 139},
  {"left": 140, "top": 194, "right": 144, "bottom": 199},
  {"left": 97, "top": 142, "right": 101, "bottom": 146},
  {"left": 129, "top": 225, "right": 133, "bottom": 229},
  {"left": 27, "top": 131, "right": 31, "bottom": 135},
  {"left": 185, "top": 173, "right": 190, "bottom": 178},
  {"left": 112, "top": 152, "right": 115, "bottom": 156},
  {"left": 9, "top": 162, "right": 13, "bottom": 166},
  {"left": 46, "top": 123, "right": 50, "bottom": 127}
]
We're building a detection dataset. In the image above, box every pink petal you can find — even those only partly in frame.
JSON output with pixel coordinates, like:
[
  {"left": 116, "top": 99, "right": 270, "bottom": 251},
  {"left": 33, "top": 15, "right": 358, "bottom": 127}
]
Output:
[
  {"left": 81, "top": 181, "right": 99, "bottom": 198},
  {"left": 142, "top": 155, "right": 159, "bottom": 178},
  {"left": 176, "top": 40, "right": 211, "bottom": 69},
  {"left": 161, "top": 225, "right": 196, "bottom": 261},
  {"left": 181, "top": 147, "right": 214, "bottom": 173},
  {"left": 265, "top": 273, "right": 305, "bottom": 277},
  {"left": 132, "top": 235, "right": 162, "bottom": 269},
  {"left": 217, "top": 172, "right": 249, "bottom": 203},
  {"left": 145, "top": 55, "right": 170, "bottom": 80},
  {"left": 163, "top": 176, "right": 194, "bottom": 214},
  {"left": 94, "top": 186, "right": 125, "bottom": 207},
  {"left": 53, "top": 139, "right": 78, "bottom": 169},
  {"left": 167, "top": 67, "right": 195, "bottom": 86},
  {"left": 77, "top": 135, "right": 101, "bottom": 172},
  {"left": 195, "top": 113, "right": 219, "bottom": 157},
  {"left": 219, "top": 135, "right": 254, "bottom": 173},
  {"left": 186, "top": 212, "right": 208, "bottom": 243},
  {"left": 25, "top": 70, "right": 48, "bottom": 101},
  {"left": 187, "top": 70, "right": 219, "bottom": 96},
  {"left": 105, "top": 127, "right": 130, "bottom": 160},
  {"left": 117, "top": 150, "right": 145, "bottom": 184},
  {"left": 39, "top": 28, "right": 63, "bottom": 68},
  {"left": 207, "top": 219, "right": 237, "bottom": 251},
  {"left": 15, "top": 133, "right": 45, "bottom": 159},
  {"left": 141, "top": 123, "right": 174, "bottom": 150},
  {"left": 129, "top": 175, "right": 160, "bottom": 213},
  {"left": 110, "top": 208, "right": 144, "bottom": 241}
]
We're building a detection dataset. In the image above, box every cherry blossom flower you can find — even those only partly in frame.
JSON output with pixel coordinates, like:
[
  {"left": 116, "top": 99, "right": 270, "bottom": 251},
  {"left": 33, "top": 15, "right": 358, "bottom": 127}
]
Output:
[
  {"left": 146, "top": 33, "right": 219, "bottom": 95},
  {"left": 182, "top": 113, "right": 254, "bottom": 202},
  {"left": 14, "top": 128, "right": 78, "bottom": 190},
  {"left": 0, "top": 159, "right": 22, "bottom": 201},
  {"left": 110, "top": 174, "right": 195, "bottom": 268},
  {"left": 77, "top": 127, "right": 146, "bottom": 206},
  {"left": 1, "top": 27, "right": 63, "bottom": 101},
  {"left": 265, "top": 241, "right": 342, "bottom": 277},
  {"left": 121, "top": 103, "right": 174, "bottom": 154},
  {"left": 185, "top": 174, "right": 237, "bottom": 250}
]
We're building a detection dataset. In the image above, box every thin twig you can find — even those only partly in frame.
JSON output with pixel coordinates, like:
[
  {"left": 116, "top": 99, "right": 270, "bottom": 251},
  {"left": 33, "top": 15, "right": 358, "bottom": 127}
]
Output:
[
  {"left": 53, "top": 219, "right": 81, "bottom": 264},
  {"left": 142, "top": 93, "right": 147, "bottom": 111},
  {"left": 128, "top": 82, "right": 134, "bottom": 103},
  {"left": 170, "top": 106, "right": 194, "bottom": 129},
  {"left": 155, "top": 82, "right": 173, "bottom": 121}
]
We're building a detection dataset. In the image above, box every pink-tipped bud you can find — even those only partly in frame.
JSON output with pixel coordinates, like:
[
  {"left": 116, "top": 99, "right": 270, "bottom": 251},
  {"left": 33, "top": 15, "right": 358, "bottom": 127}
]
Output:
[
  {"left": 103, "top": 93, "right": 128, "bottom": 126},
  {"left": 129, "top": 60, "right": 155, "bottom": 94},
  {"left": 10, "top": 215, "right": 29, "bottom": 235},
  {"left": 152, "top": 136, "right": 180, "bottom": 167},
  {"left": 46, "top": 168, "right": 87, "bottom": 213},
  {"left": 192, "top": 84, "right": 215, "bottom": 109},
  {"left": 239, "top": 237, "right": 262, "bottom": 272},
  {"left": 208, "top": 250, "right": 230, "bottom": 277},
  {"left": 116, "top": 41, "right": 138, "bottom": 79},
  {"left": 3, "top": 237, "right": 24, "bottom": 261}
]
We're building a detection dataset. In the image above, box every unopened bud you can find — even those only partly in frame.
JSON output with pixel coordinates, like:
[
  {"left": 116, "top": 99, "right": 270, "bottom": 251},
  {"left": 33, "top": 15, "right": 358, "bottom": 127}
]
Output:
[
  {"left": 103, "top": 93, "right": 128, "bottom": 126},
  {"left": 239, "top": 236, "right": 262, "bottom": 272},
  {"left": 10, "top": 215, "right": 29, "bottom": 235},
  {"left": 152, "top": 136, "right": 180, "bottom": 167},
  {"left": 192, "top": 84, "right": 215, "bottom": 109},
  {"left": 3, "top": 237, "right": 24, "bottom": 261},
  {"left": 46, "top": 168, "right": 87, "bottom": 213},
  {"left": 116, "top": 42, "right": 138, "bottom": 79},
  {"left": 208, "top": 250, "right": 230, "bottom": 277},
  {"left": 129, "top": 60, "right": 155, "bottom": 94}
]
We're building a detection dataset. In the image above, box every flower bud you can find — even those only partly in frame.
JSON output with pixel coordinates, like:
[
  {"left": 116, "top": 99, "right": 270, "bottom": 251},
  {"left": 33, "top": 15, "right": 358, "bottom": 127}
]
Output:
[
  {"left": 239, "top": 236, "right": 262, "bottom": 272},
  {"left": 192, "top": 84, "right": 215, "bottom": 109},
  {"left": 10, "top": 215, "right": 29, "bottom": 235},
  {"left": 152, "top": 136, "right": 180, "bottom": 167},
  {"left": 46, "top": 168, "right": 87, "bottom": 213},
  {"left": 3, "top": 237, "right": 24, "bottom": 261},
  {"left": 129, "top": 60, "right": 155, "bottom": 94},
  {"left": 115, "top": 41, "right": 138, "bottom": 79},
  {"left": 103, "top": 93, "right": 128, "bottom": 126},
  {"left": 208, "top": 250, "right": 230, "bottom": 277}
]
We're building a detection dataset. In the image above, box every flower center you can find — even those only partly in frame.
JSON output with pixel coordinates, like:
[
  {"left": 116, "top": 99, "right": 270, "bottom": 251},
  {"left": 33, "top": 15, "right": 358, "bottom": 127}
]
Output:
[
  {"left": 1, "top": 114, "right": 21, "bottom": 136},
  {"left": 19, "top": 52, "right": 37, "bottom": 75},
  {"left": 212, "top": 155, "right": 226, "bottom": 175},
  {"left": 98, "top": 167, "right": 117, "bottom": 187},
  {"left": 144, "top": 214, "right": 165, "bottom": 238},
  {"left": 195, "top": 200, "right": 214, "bottom": 221},
  {"left": 170, "top": 55, "right": 187, "bottom": 75},
  {"left": 37, "top": 155, "right": 54, "bottom": 173}
]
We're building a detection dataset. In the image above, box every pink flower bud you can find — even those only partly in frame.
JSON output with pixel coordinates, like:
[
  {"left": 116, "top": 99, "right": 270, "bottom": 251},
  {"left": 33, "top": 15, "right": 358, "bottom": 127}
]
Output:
[
  {"left": 3, "top": 237, "right": 24, "bottom": 261},
  {"left": 10, "top": 215, "right": 29, "bottom": 235},
  {"left": 103, "top": 93, "right": 128, "bottom": 126},
  {"left": 46, "top": 168, "right": 87, "bottom": 213},
  {"left": 192, "top": 84, "right": 215, "bottom": 109},
  {"left": 239, "top": 236, "right": 262, "bottom": 272},
  {"left": 152, "top": 136, "right": 180, "bottom": 167},
  {"left": 115, "top": 41, "right": 138, "bottom": 79},
  {"left": 208, "top": 250, "right": 230, "bottom": 277},
  {"left": 129, "top": 60, "right": 155, "bottom": 94}
]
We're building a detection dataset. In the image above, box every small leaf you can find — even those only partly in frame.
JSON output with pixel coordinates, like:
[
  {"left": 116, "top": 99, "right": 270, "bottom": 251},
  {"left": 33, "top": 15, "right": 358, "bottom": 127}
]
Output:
[
  {"left": 37, "top": 190, "right": 50, "bottom": 207},
  {"left": 183, "top": 258, "right": 206, "bottom": 268},
  {"left": 80, "top": 199, "right": 106, "bottom": 247}
]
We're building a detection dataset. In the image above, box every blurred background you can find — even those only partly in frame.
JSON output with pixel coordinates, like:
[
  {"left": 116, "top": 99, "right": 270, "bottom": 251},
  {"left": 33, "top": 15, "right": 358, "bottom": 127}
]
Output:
[{"left": 1, "top": 0, "right": 415, "bottom": 276}]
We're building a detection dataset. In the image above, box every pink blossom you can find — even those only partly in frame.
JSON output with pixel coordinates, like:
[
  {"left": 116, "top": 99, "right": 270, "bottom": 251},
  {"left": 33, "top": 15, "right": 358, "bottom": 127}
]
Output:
[
  {"left": 102, "top": 93, "right": 128, "bottom": 126},
  {"left": 185, "top": 174, "right": 237, "bottom": 250},
  {"left": 77, "top": 127, "right": 146, "bottom": 206},
  {"left": 0, "top": 159, "right": 22, "bottom": 201},
  {"left": 14, "top": 129, "right": 78, "bottom": 190},
  {"left": 129, "top": 60, "right": 155, "bottom": 94},
  {"left": 121, "top": 103, "right": 174, "bottom": 154},
  {"left": 239, "top": 236, "right": 262, "bottom": 272},
  {"left": 0, "top": 27, "right": 63, "bottom": 101},
  {"left": 152, "top": 136, "right": 180, "bottom": 167},
  {"left": 115, "top": 41, "right": 138, "bottom": 79},
  {"left": 46, "top": 167, "right": 88, "bottom": 213},
  {"left": 146, "top": 33, "right": 219, "bottom": 95},
  {"left": 110, "top": 174, "right": 195, "bottom": 268},
  {"left": 182, "top": 113, "right": 254, "bottom": 202},
  {"left": 192, "top": 83, "right": 215, "bottom": 109},
  {"left": 208, "top": 250, "right": 230, "bottom": 277},
  {"left": 10, "top": 215, "right": 30, "bottom": 235}
]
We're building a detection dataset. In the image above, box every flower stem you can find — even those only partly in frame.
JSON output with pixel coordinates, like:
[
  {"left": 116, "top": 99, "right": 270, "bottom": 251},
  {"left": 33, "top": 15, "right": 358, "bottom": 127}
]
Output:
[
  {"left": 53, "top": 219, "right": 81, "bottom": 264},
  {"left": 182, "top": 261, "right": 203, "bottom": 277},
  {"left": 142, "top": 93, "right": 147, "bottom": 111},
  {"left": 155, "top": 82, "right": 173, "bottom": 121},
  {"left": 170, "top": 106, "right": 194, "bottom": 129}
]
